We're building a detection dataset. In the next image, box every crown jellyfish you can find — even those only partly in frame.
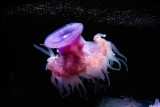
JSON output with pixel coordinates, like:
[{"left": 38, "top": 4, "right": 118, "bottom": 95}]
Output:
[{"left": 33, "top": 23, "right": 128, "bottom": 98}]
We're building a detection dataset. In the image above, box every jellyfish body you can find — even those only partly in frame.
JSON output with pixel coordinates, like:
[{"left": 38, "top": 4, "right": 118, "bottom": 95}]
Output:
[
  {"left": 149, "top": 99, "right": 160, "bottom": 107},
  {"left": 34, "top": 23, "right": 128, "bottom": 98}
]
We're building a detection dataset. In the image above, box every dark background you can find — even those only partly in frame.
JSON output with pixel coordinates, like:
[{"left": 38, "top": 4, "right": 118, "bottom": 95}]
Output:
[{"left": 0, "top": 0, "right": 160, "bottom": 107}]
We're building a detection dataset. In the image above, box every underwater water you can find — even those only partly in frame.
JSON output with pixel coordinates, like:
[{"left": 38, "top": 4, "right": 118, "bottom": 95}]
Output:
[{"left": 1, "top": 0, "right": 160, "bottom": 107}]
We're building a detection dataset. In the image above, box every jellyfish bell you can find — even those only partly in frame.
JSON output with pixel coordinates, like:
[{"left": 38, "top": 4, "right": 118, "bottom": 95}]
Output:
[
  {"left": 34, "top": 22, "right": 128, "bottom": 98},
  {"left": 44, "top": 23, "right": 84, "bottom": 49}
]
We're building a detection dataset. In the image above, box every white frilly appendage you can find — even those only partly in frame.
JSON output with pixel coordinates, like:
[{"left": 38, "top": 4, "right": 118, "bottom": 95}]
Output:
[
  {"left": 51, "top": 74, "right": 87, "bottom": 98},
  {"left": 80, "top": 33, "right": 128, "bottom": 87}
]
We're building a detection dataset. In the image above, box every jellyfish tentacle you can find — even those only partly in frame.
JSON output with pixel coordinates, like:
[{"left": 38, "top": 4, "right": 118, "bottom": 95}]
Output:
[
  {"left": 62, "top": 83, "right": 71, "bottom": 98},
  {"left": 116, "top": 57, "right": 128, "bottom": 71},
  {"left": 108, "top": 56, "right": 121, "bottom": 71},
  {"left": 33, "top": 44, "right": 50, "bottom": 56},
  {"left": 76, "top": 84, "right": 82, "bottom": 98},
  {"left": 47, "top": 48, "right": 55, "bottom": 57},
  {"left": 97, "top": 33, "right": 106, "bottom": 38},
  {"left": 79, "top": 80, "right": 88, "bottom": 99},
  {"left": 51, "top": 75, "right": 60, "bottom": 91},
  {"left": 103, "top": 71, "right": 110, "bottom": 86},
  {"left": 111, "top": 42, "right": 127, "bottom": 62}
]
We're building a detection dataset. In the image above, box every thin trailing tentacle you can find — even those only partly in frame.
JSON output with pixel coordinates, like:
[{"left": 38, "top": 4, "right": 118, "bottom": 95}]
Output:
[
  {"left": 47, "top": 48, "right": 55, "bottom": 57},
  {"left": 96, "top": 33, "right": 106, "bottom": 38},
  {"left": 111, "top": 42, "right": 127, "bottom": 62},
  {"left": 79, "top": 80, "right": 88, "bottom": 100},
  {"left": 62, "top": 83, "right": 71, "bottom": 98},
  {"left": 76, "top": 84, "right": 82, "bottom": 98},
  {"left": 108, "top": 57, "right": 121, "bottom": 71},
  {"left": 103, "top": 71, "right": 110, "bottom": 86},
  {"left": 34, "top": 44, "right": 55, "bottom": 57},
  {"left": 116, "top": 57, "right": 128, "bottom": 71},
  {"left": 109, "top": 60, "right": 114, "bottom": 66},
  {"left": 33, "top": 44, "right": 50, "bottom": 56}
]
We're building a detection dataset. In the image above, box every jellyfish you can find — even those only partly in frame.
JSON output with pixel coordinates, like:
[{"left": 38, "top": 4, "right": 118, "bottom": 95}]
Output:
[
  {"left": 33, "top": 23, "right": 128, "bottom": 98},
  {"left": 149, "top": 99, "right": 160, "bottom": 107}
]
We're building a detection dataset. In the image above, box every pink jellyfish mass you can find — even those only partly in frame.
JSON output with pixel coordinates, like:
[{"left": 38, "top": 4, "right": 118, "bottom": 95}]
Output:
[{"left": 34, "top": 23, "right": 128, "bottom": 98}]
